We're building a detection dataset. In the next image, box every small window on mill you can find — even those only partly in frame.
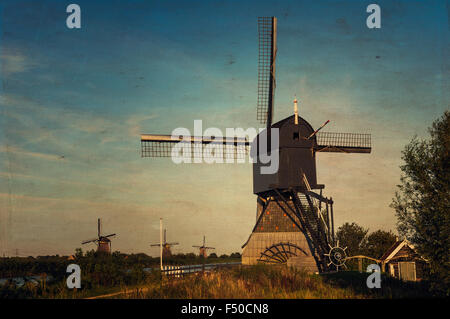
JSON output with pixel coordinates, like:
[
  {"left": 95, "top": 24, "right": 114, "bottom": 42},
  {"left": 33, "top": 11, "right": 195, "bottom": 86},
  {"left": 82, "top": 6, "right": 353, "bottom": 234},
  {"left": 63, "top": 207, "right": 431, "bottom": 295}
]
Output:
[{"left": 293, "top": 131, "right": 300, "bottom": 140}]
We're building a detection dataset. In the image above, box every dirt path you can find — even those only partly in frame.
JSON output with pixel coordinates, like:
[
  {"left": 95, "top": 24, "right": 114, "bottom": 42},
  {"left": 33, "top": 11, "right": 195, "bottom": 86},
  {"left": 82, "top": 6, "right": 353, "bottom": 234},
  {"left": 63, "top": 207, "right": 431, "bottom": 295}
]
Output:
[{"left": 85, "top": 287, "right": 150, "bottom": 299}]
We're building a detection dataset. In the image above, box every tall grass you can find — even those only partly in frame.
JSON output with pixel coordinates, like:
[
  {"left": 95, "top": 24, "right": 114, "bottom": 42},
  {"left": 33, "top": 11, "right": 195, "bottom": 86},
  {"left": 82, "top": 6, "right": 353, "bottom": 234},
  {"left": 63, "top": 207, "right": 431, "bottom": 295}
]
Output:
[
  {"left": 122, "top": 265, "right": 365, "bottom": 299},
  {"left": 3, "top": 264, "right": 433, "bottom": 299}
]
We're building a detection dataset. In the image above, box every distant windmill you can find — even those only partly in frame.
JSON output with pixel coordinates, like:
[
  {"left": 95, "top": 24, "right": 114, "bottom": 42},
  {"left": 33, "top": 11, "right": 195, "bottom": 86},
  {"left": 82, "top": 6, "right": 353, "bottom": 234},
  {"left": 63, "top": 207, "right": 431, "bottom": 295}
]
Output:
[
  {"left": 193, "top": 236, "right": 215, "bottom": 258},
  {"left": 150, "top": 229, "right": 179, "bottom": 258},
  {"left": 81, "top": 218, "right": 116, "bottom": 254}
]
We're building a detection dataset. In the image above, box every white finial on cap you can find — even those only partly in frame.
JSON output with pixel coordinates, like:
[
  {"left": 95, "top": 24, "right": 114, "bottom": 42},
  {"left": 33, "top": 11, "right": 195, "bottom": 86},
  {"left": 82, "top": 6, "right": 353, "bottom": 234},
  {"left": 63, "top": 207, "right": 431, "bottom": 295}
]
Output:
[{"left": 294, "top": 95, "right": 299, "bottom": 125}]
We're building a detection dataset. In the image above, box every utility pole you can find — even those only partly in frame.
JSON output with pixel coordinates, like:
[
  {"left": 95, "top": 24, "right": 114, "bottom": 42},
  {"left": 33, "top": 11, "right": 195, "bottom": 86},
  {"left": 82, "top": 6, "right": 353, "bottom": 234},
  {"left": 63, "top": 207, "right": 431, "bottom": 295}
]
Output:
[{"left": 160, "top": 218, "right": 163, "bottom": 271}]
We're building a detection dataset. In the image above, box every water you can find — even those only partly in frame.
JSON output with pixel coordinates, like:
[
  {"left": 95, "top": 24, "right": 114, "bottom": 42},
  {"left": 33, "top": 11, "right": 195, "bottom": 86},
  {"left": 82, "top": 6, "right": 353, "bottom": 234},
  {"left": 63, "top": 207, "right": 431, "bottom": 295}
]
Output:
[{"left": 0, "top": 275, "right": 54, "bottom": 288}]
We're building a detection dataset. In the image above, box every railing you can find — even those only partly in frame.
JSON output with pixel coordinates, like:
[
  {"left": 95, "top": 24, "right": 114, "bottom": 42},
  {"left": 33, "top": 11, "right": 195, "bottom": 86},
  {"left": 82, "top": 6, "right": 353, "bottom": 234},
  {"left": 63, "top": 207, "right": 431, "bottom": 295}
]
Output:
[
  {"left": 160, "top": 262, "right": 241, "bottom": 278},
  {"left": 301, "top": 174, "right": 329, "bottom": 239}
]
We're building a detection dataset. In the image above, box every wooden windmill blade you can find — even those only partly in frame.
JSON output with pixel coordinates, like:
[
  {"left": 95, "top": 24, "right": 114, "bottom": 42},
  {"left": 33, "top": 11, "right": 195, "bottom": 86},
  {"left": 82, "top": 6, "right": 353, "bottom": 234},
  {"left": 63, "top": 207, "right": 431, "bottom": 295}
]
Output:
[
  {"left": 164, "top": 229, "right": 178, "bottom": 245},
  {"left": 81, "top": 238, "right": 98, "bottom": 245},
  {"left": 98, "top": 218, "right": 102, "bottom": 237},
  {"left": 140, "top": 134, "right": 250, "bottom": 159},
  {"left": 315, "top": 132, "right": 372, "bottom": 153},
  {"left": 151, "top": 229, "right": 178, "bottom": 246},
  {"left": 257, "top": 16, "right": 277, "bottom": 127},
  {"left": 103, "top": 233, "right": 116, "bottom": 238}
]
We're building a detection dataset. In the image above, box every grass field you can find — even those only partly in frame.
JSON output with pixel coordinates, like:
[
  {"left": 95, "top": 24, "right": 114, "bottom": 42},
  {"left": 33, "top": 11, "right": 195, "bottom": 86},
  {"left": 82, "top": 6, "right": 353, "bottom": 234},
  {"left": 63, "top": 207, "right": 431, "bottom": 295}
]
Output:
[
  {"left": 1, "top": 264, "right": 433, "bottom": 299},
  {"left": 107, "top": 265, "right": 432, "bottom": 299}
]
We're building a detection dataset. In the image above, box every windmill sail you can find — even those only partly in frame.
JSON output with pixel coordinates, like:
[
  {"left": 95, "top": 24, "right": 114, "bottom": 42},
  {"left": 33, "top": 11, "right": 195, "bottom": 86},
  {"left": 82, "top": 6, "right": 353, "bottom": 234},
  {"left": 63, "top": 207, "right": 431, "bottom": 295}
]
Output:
[
  {"left": 82, "top": 218, "right": 116, "bottom": 253},
  {"left": 192, "top": 236, "right": 215, "bottom": 249},
  {"left": 151, "top": 229, "right": 178, "bottom": 246},
  {"left": 257, "top": 17, "right": 277, "bottom": 127},
  {"left": 81, "top": 238, "right": 98, "bottom": 244},
  {"left": 141, "top": 134, "right": 250, "bottom": 159},
  {"left": 315, "top": 132, "right": 371, "bottom": 153}
]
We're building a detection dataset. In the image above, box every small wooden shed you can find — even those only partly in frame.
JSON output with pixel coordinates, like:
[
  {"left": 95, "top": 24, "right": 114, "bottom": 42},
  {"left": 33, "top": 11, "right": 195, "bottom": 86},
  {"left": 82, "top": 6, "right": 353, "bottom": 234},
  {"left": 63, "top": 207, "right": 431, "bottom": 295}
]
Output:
[{"left": 380, "top": 239, "right": 427, "bottom": 282}]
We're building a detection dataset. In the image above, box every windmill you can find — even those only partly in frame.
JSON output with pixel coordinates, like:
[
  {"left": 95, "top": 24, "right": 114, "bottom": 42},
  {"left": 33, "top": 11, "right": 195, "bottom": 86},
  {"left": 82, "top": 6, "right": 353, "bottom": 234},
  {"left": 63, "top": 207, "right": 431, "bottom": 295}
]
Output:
[
  {"left": 81, "top": 218, "right": 116, "bottom": 254},
  {"left": 150, "top": 229, "right": 179, "bottom": 258},
  {"left": 193, "top": 236, "right": 215, "bottom": 258},
  {"left": 140, "top": 17, "right": 371, "bottom": 273}
]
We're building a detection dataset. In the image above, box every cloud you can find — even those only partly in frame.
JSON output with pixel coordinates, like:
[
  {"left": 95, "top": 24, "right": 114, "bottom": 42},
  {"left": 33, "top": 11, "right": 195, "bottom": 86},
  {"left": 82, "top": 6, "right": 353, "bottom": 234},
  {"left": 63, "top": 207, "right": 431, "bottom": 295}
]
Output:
[
  {"left": 0, "top": 192, "right": 142, "bottom": 209},
  {"left": 0, "top": 171, "right": 149, "bottom": 195},
  {"left": 0, "top": 145, "right": 63, "bottom": 161},
  {"left": 126, "top": 114, "right": 159, "bottom": 137},
  {"left": 0, "top": 52, "right": 38, "bottom": 76},
  {"left": 1, "top": 93, "right": 158, "bottom": 143}
]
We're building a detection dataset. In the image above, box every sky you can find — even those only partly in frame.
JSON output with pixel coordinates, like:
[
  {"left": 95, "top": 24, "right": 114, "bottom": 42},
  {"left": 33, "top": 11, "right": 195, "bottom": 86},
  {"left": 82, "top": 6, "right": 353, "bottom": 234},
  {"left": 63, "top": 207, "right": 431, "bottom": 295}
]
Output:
[{"left": 0, "top": 0, "right": 448, "bottom": 257}]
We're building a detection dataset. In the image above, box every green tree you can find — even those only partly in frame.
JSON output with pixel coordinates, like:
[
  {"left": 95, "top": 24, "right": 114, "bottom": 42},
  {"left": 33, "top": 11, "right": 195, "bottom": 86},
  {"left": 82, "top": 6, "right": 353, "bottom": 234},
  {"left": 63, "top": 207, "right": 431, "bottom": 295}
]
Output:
[
  {"left": 391, "top": 111, "right": 450, "bottom": 296},
  {"left": 362, "top": 230, "right": 397, "bottom": 259},
  {"left": 230, "top": 252, "right": 241, "bottom": 259},
  {"left": 336, "top": 222, "right": 368, "bottom": 256},
  {"left": 74, "top": 248, "right": 83, "bottom": 259},
  {"left": 186, "top": 253, "right": 196, "bottom": 259}
]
